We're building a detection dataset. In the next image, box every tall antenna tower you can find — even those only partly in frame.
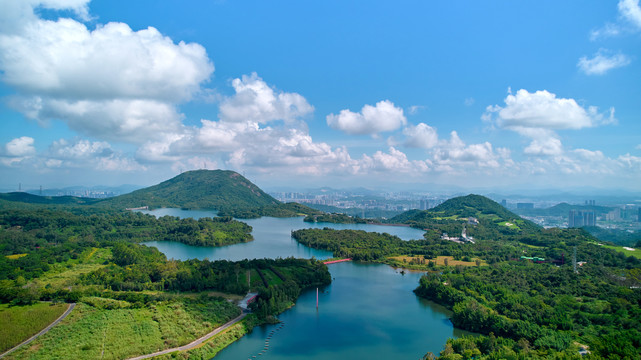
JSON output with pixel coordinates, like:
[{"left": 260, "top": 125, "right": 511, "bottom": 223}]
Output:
[{"left": 573, "top": 246, "right": 578, "bottom": 274}]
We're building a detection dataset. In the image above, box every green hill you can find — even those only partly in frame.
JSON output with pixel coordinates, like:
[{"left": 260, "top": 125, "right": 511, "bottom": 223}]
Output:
[
  {"left": 97, "top": 170, "right": 277, "bottom": 210},
  {"left": 95, "top": 170, "right": 319, "bottom": 218},
  {"left": 391, "top": 194, "right": 539, "bottom": 233}
]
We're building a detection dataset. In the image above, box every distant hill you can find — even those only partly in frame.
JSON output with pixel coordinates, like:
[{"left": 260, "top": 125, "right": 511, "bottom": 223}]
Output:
[
  {"left": 391, "top": 194, "right": 539, "bottom": 233},
  {"left": 0, "top": 192, "right": 99, "bottom": 205},
  {"left": 513, "top": 202, "right": 612, "bottom": 217}
]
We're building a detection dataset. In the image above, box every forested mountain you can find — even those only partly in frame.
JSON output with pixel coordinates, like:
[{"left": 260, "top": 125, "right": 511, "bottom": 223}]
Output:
[
  {"left": 97, "top": 170, "right": 278, "bottom": 211},
  {"left": 0, "top": 170, "right": 321, "bottom": 218}
]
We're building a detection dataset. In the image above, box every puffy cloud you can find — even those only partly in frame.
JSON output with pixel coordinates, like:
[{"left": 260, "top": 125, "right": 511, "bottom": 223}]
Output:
[
  {"left": 12, "top": 98, "right": 185, "bottom": 143},
  {"left": 48, "top": 138, "right": 112, "bottom": 159},
  {"left": 0, "top": 0, "right": 90, "bottom": 33},
  {"left": 0, "top": 2, "right": 213, "bottom": 144},
  {"left": 403, "top": 123, "right": 439, "bottom": 149},
  {"left": 5, "top": 136, "right": 36, "bottom": 157},
  {"left": 0, "top": 20, "right": 212, "bottom": 102},
  {"left": 45, "top": 138, "right": 144, "bottom": 171},
  {"left": 431, "top": 131, "right": 504, "bottom": 170},
  {"left": 483, "top": 89, "right": 614, "bottom": 132},
  {"left": 360, "top": 147, "right": 418, "bottom": 173},
  {"left": 578, "top": 50, "right": 631, "bottom": 75},
  {"left": 219, "top": 73, "right": 313, "bottom": 123},
  {"left": 483, "top": 89, "right": 617, "bottom": 158},
  {"left": 523, "top": 137, "right": 563, "bottom": 156},
  {"left": 327, "top": 100, "right": 406, "bottom": 135},
  {"left": 619, "top": 0, "right": 641, "bottom": 29}
]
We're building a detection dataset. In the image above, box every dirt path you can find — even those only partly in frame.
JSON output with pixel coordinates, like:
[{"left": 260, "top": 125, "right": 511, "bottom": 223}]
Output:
[
  {"left": 126, "top": 312, "right": 247, "bottom": 360},
  {"left": 0, "top": 303, "right": 76, "bottom": 359}
]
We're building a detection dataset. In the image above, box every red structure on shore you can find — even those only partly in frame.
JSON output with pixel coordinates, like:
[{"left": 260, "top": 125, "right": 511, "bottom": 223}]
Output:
[{"left": 323, "top": 258, "right": 352, "bottom": 265}]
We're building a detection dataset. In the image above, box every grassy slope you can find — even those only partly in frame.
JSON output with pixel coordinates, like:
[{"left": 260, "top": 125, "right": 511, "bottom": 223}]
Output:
[
  {"left": 5, "top": 299, "right": 240, "bottom": 360},
  {"left": 0, "top": 302, "right": 69, "bottom": 353},
  {"left": 602, "top": 244, "right": 641, "bottom": 259}
]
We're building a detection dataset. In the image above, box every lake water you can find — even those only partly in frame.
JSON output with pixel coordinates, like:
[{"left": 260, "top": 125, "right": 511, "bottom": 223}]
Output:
[{"left": 139, "top": 208, "right": 467, "bottom": 359}]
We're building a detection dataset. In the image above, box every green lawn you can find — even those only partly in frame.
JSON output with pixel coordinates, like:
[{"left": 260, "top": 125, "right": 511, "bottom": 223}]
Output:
[
  {"left": 0, "top": 302, "right": 68, "bottom": 353},
  {"left": 602, "top": 244, "right": 641, "bottom": 259}
]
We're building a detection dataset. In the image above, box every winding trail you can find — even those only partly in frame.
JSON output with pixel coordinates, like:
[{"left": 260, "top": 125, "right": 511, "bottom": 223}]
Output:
[
  {"left": 126, "top": 312, "right": 247, "bottom": 360},
  {"left": 0, "top": 303, "right": 76, "bottom": 359}
]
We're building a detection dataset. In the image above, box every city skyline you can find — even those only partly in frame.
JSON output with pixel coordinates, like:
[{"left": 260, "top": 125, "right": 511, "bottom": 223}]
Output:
[{"left": 1, "top": 0, "right": 640, "bottom": 192}]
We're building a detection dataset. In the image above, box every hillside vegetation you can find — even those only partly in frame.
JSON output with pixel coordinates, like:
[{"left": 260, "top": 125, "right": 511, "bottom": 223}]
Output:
[{"left": 293, "top": 194, "right": 641, "bottom": 359}]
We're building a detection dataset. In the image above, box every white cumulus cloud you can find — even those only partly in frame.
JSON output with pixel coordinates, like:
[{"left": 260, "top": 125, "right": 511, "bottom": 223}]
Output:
[
  {"left": 0, "top": 1, "right": 213, "bottom": 144},
  {"left": 578, "top": 50, "right": 631, "bottom": 75},
  {"left": 403, "top": 123, "right": 439, "bottom": 149},
  {"left": 5, "top": 136, "right": 36, "bottom": 157},
  {"left": 483, "top": 89, "right": 614, "bottom": 132},
  {"left": 483, "top": 89, "right": 616, "bottom": 158},
  {"left": 619, "top": 0, "right": 641, "bottom": 29},
  {"left": 219, "top": 73, "right": 313, "bottom": 124},
  {"left": 327, "top": 100, "right": 406, "bottom": 135}
]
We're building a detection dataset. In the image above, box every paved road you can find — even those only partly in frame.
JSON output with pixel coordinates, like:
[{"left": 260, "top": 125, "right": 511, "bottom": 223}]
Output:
[
  {"left": 0, "top": 303, "right": 76, "bottom": 359},
  {"left": 127, "top": 312, "right": 247, "bottom": 360}
]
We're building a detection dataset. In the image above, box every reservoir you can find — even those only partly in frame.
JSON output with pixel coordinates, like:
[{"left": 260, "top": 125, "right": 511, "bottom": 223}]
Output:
[{"left": 140, "top": 209, "right": 467, "bottom": 359}]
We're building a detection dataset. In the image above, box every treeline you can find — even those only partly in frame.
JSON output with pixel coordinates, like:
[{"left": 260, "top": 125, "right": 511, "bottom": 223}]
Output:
[
  {"left": 291, "top": 227, "right": 628, "bottom": 268},
  {"left": 82, "top": 243, "right": 330, "bottom": 296},
  {"left": 416, "top": 262, "right": 641, "bottom": 359},
  {"left": 303, "top": 213, "right": 367, "bottom": 224}
]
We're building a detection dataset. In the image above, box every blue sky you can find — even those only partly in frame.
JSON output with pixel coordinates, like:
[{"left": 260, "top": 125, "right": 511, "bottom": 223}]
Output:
[{"left": 0, "top": 0, "right": 640, "bottom": 192}]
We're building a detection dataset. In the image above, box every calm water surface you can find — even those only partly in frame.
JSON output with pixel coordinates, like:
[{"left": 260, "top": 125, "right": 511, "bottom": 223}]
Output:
[{"left": 139, "top": 208, "right": 467, "bottom": 359}]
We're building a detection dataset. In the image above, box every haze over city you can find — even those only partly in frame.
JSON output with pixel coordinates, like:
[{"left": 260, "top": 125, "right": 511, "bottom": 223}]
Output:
[{"left": 1, "top": 0, "right": 640, "bottom": 192}]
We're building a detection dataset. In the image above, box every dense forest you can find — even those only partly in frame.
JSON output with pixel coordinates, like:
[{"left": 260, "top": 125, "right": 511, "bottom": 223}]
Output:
[{"left": 303, "top": 213, "right": 367, "bottom": 224}]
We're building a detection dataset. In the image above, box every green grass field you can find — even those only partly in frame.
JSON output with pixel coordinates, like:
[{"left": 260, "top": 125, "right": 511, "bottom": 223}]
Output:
[
  {"left": 30, "top": 247, "right": 111, "bottom": 290},
  {"left": 0, "top": 302, "right": 68, "bottom": 353},
  {"left": 602, "top": 244, "right": 641, "bottom": 259},
  {"left": 5, "top": 297, "right": 240, "bottom": 360}
]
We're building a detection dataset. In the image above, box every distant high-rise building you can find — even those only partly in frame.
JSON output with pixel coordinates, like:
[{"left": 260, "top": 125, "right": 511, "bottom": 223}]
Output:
[
  {"left": 501, "top": 199, "right": 507, "bottom": 207},
  {"left": 569, "top": 210, "right": 596, "bottom": 228},
  {"left": 419, "top": 199, "right": 429, "bottom": 210},
  {"left": 585, "top": 200, "right": 595, "bottom": 206},
  {"left": 606, "top": 209, "right": 621, "bottom": 221},
  {"left": 517, "top": 203, "right": 534, "bottom": 210}
]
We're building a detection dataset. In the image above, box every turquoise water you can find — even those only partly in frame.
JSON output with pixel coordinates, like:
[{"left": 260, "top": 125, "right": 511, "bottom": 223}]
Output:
[{"left": 139, "top": 208, "right": 466, "bottom": 359}]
